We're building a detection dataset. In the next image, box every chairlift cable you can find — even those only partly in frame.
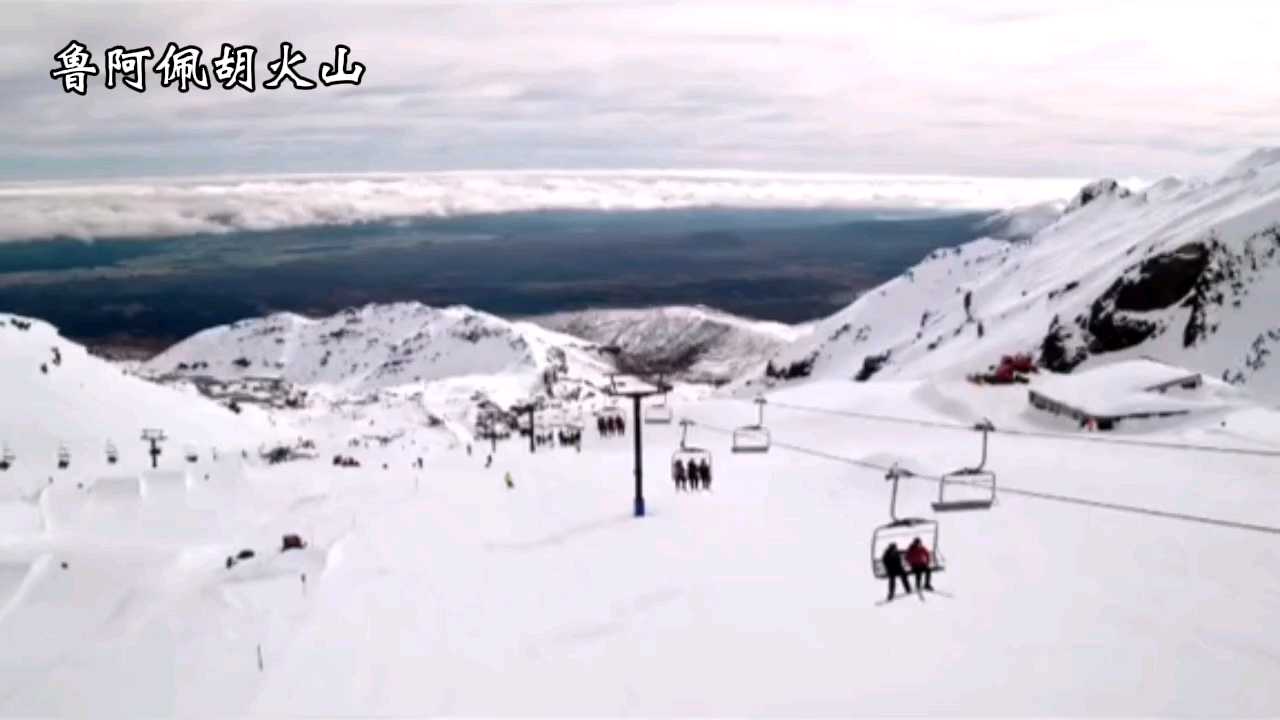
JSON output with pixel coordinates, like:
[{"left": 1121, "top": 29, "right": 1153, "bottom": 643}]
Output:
[
  {"left": 756, "top": 399, "right": 1280, "bottom": 459},
  {"left": 692, "top": 419, "right": 1280, "bottom": 536}
]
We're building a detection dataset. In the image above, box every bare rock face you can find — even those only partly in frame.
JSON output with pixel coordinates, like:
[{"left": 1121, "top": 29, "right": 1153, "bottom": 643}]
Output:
[
  {"left": 1110, "top": 242, "right": 1210, "bottom": 312},
  {"left": 1064, "top": 178, "right": 1132, "bottom": 214}
]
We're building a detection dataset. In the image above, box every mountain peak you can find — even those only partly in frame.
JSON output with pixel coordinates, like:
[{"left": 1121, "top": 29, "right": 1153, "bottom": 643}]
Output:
[{"left": 1064, "top": 178, "right": 1132, "bottom": 214}]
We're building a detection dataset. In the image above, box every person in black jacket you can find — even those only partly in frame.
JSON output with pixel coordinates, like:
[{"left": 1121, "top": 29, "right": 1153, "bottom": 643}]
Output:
[{"left": 881, "top": 542, "right": 912, "bottom": 600}]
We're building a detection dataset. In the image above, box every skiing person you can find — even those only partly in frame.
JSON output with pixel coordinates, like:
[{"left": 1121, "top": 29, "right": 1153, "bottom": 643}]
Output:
[
  {"left": 485, "top": 454, "right": 493, "bottom": 468},
  {"left": 504, "top": 471, "right": 514, "bottom": 489},
  {"left": 906, "top": 537, "right": 933, "bottom": 592},
  {"left": 881, "top": 542, "right": 911, "bottom": 600}
]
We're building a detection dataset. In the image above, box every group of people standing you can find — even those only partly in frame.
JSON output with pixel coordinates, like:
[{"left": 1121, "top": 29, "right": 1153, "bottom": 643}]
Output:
[{"left": 672, "top": 457, "right": 712, "bottom": 491}]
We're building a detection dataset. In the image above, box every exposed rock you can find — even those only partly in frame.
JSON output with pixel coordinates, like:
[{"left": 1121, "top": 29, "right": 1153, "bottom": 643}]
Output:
[
  {"left": 1065, "top": 179, "right": 1132, "bottom": 214},
  {"left": 854, "top": 351, "right": 890, "bottom": 382}
]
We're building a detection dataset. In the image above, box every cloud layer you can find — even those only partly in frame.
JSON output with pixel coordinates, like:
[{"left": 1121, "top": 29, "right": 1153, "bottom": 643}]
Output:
[
  {"left": 1, "top": 1, "right": 1278, "bottom": 181},
  {"left": 0, "top": 170, "right": 1086, "bottom": 242}
]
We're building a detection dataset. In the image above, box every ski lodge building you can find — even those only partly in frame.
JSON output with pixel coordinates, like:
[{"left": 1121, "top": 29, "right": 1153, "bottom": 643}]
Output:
[{"left": 1027, "top": 359, "right": 1205, "bottom": 430}]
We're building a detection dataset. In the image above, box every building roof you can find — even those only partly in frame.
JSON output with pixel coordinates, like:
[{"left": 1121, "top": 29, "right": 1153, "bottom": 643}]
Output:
[{"left": 1030, "top": 359, "right": 1210, "bottom": 418}]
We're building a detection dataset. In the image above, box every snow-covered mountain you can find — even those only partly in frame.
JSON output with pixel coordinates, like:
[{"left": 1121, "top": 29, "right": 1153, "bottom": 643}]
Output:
[
  {"left": 765, "top": 149, "right": 1280, "bottom": 401},
  {"left": 145, "top": 302, "right": 613, "bottom": 394},
  {"left": 535, "top": 305, "right": 808, "bottom": 384},
  {"left": 0, "top": 313, "right": 278, "bottom": 474},
  {"left": 141, "top": 302, "right": 634, "bottom": 448}
]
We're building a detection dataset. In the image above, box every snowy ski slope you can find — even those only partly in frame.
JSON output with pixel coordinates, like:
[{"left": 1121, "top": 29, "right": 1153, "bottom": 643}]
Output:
[
  {"left": 4, "top": 310, "right": 1280, "bottom": 714},
  {"left": 769, "top": 150, "right": 1280, "bottom": 401}
]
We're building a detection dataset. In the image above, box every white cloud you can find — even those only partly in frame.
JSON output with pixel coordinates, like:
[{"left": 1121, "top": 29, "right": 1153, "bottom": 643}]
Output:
[{"left": 0, "top": 170, "right": 1087, "bottom": 242}]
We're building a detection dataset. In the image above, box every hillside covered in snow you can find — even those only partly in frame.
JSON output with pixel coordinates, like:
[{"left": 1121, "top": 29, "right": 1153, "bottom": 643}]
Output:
[
  {"left": 145, "top": 302, "right": 614, "bottom": 393},
  {"left": 535, "top": 305, "right": 808, "bottom": 383},
  {"left": 0, "top": 312, "right": 279, "bottom": 474},
  {"left": 765, "top": 150, "right": 1280, "bottom": 402}
]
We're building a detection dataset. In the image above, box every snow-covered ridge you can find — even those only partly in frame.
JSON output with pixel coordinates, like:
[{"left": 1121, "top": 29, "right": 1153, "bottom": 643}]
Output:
[
  {"left": 764, "top": 148, "right": 1280, "bottom": 401},
  {"left": 0, "top": 170, "right": 1086, "bottom": 243},
  {"left": 534, "top": 305, "right": 808, "bottom": 383},
  {"left": 0, "top": 312, "right": 277, "bottom": 466},
  {"left": 144, "top": 302, "right": 612, "bottom": 395}
]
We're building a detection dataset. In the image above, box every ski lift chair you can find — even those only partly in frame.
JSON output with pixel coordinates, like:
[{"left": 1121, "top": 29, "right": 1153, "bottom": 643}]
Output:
[
  {"left": 672, "top": 419, "right": 713, "bottom": 482},
  {"left": 597, "top": 400, "right": 627, "bottom": 436},
  {"left": 56, "top": 445, "right": 70, "bottom": 470},
  {"left": 932, "top": 419, "right": 997, "bottom": 512},
  {"left": 731, "top": 397, "right": 771, "bottom": 453},
  {"left": 871, "top": 465, "right": 945, "bottom": 578},
  {"left": 645, "top": 394, "right": 674, "bottom": 425}
]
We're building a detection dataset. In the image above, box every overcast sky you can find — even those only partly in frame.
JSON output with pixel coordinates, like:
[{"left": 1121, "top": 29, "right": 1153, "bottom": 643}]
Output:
[{"left": 2, "top": 0, "right": 1278, "bottom": 181}]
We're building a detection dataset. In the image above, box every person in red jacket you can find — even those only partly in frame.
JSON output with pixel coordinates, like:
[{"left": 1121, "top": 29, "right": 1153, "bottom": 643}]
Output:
[{"left": 906, "top": 537, "right": 934, "bottom": 592}]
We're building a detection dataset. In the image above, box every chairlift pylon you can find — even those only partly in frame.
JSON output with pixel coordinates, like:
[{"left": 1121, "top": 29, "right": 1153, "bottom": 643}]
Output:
[
  {"left": 731, "top": 397, "right": 771, "bottom": 453},
  {"left": 932, "top": 419, "right": 997, "bottom": 512},
  {"left": 871, "top": 464, "right": 945, "bottom": 579}
]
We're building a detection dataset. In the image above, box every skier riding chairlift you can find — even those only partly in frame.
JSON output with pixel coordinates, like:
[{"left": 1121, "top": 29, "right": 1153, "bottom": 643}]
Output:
[
  {"left": 672, "top": 419, "right": 713, "bottom": 487},
  {"left": 871, "top": 465, "right": 944, "bottom": 582}
]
